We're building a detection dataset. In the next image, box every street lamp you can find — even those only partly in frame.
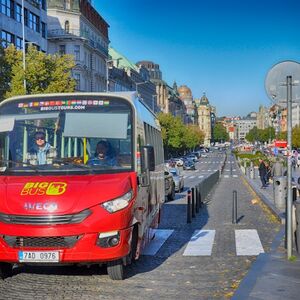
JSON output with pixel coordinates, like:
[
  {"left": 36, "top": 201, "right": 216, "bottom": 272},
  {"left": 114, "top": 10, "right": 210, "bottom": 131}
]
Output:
[{"left": 21, "top": 0, "right": 26, "bottom": 93}]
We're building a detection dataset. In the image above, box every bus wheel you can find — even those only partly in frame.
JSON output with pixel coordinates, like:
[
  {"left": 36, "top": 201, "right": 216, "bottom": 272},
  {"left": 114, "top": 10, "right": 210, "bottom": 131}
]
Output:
[
  {"left": 107, "top": 259, "right": 124, "bottom": 280},
  {"left": 0, "top": 263, "right": 13, "bottom": 279}
]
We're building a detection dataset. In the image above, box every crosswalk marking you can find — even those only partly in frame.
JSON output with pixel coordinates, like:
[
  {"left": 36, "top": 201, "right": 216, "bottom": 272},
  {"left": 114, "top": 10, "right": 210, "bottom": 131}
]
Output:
[
  {"left": 235, "top": 229, "right": 264, "bottom": 256},
  {"left": 143, "top": 229, "right": 174, "bottom": 255},
  {"left": 189, "top": 176, "right": 195, "bottom": 179},
  {"left": 224, "top": 175, "right": 229, "bottom": 178},
  {"left": 233, "top": 175, "right": 238, "bottom": 177},
  {"left": 198, "top": 175, "right": 204, "bottom": 178},
  {"left": 183, "top": 230, "right": 216, "bottom": 256}
]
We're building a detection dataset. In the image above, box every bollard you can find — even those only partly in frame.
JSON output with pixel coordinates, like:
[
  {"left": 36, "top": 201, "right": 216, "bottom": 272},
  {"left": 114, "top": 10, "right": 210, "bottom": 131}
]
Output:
[
  {"left": 187, "top": 190, "right": 192, "bottom": 223},
  {"left": 230, "top": 162, "right": 233, "bottom": 175},
  {"left": 191, "top": 187, "right": 196, "bottom": 218},
  {"left": 195, "top": 186, "right": 199, "bottom": 213},
  {"left": 198, "top": 184, "right": 202, "bottom": 208},
  {"left": 232, "top": 190, "right": 238, "bottom": 224}
]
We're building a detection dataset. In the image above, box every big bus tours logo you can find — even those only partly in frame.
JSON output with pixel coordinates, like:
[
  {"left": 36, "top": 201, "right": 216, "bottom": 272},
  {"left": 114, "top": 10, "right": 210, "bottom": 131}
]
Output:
[{"left": 21, "top": 182, "right": 67, "bottom": 196}]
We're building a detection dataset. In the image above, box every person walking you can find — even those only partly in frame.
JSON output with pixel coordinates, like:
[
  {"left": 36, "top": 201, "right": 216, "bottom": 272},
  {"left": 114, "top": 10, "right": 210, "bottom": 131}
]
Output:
[
  {"left": 271, "top": 157, "right": 283, "bottom": 177},
  {"left": 258, "top": 158, "right": 267, "bottom": 188}
]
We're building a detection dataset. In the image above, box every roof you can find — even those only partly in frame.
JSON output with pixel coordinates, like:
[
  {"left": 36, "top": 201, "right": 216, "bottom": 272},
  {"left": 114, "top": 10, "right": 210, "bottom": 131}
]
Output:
[{"left": 109, "top": 47, "right": 139, "bottom": 72}]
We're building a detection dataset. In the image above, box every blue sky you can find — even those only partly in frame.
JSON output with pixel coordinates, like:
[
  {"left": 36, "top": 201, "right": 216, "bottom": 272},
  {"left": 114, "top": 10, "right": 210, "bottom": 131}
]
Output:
[{"left": 95, "top": 0, "right": 300, "bottom": 117}]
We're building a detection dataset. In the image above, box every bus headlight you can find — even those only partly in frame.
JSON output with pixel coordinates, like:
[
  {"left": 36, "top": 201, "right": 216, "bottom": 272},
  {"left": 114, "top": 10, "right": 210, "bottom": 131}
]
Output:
[{"left": 101, "top": 190, "right": 133, "bottom": 213}]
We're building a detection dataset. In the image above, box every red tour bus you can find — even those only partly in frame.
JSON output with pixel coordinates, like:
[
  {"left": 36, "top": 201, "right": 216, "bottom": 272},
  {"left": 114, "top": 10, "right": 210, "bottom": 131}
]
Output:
[{"left": 0, "top": 92, "right": 165, "bottom": 280}]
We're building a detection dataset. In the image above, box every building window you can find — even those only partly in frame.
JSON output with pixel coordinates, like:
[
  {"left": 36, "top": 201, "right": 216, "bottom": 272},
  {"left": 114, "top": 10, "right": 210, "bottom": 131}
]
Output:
[
  {"left": 74, "top": 73, "right": 81, "bottom": 90},
  {"left": 64, "top": 0, "right": 71, "bottom": 10},
  {"left": 16, "top": 36, "right": 22, "bottom": 50},
  {"left": 1, "top": 30, "right": 14, "bottom": 48},
  {"left": 24, "top": 8, "right": 28, "bottom": 26},
  {"left": 1, "top": 0, "right": 13, "bottom": 18},
  {"left": 74, "top": 45, "right": 80, "bottom": 61},
  {"left": 41, "top": 22, "right": 46, "bottom": 38},
  {"left": 40, "top": 0, "right": 46, "bottom": 10},
  {"left": 29, "top": 12, "right": 40, "bottom": 32},
  {"left": 59, "top": 44, "right": 66, "bottom": 55},
  {"left": 16, "top": 4, "right": 22, "bottom": 22},
  {"left": 64, "top": 20, "right": 70, "bottom": 33}
]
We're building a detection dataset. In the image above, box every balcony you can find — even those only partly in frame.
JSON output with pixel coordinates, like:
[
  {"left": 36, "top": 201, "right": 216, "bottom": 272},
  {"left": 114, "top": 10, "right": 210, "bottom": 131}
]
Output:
[{"left": 48, "top": 29, "right": 108, "bottom": 56}]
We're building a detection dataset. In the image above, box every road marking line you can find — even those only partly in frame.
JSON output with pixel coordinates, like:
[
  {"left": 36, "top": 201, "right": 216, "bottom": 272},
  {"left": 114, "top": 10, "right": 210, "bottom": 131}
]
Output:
[
  {"left": 235, "top": 229, "right": 264, "bottom": 256},
  {"left": 183, "top": 230, "right": 215, "bottom": 256},
  {"left": 214, "top": 169, "right": 218, "bottom": 171},
  {"left": 143, "top": 229, "right": 174, "bottom": 255},
  {"left": 183, "top": 176, "right": 187, "bottom": 178},
  {"left": 198, "top": 175, "right": 204, "bottom": 178},
  {"left": 189, "top": 176, "right": 196, "bottom": 179},
  {"left": 207, "top": 169, "right": 211, "bottom": 171},
  {"left": 233, "top": 175, "right": 238, "bottom": 177},
  {"left": 224, "top": 175, "right": 229, "bottom": 178}
]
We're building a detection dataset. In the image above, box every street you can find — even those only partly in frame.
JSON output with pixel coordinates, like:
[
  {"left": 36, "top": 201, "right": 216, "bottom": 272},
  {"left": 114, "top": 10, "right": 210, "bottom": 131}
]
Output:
[{"left": 0, "top": 152, "right": 281, "bottom": 300}]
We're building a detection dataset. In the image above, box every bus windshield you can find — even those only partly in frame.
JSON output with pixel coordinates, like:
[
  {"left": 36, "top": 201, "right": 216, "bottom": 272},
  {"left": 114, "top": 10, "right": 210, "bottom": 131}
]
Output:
[{"left": 0, "top": 96, "right": 133, "bottom": 175}]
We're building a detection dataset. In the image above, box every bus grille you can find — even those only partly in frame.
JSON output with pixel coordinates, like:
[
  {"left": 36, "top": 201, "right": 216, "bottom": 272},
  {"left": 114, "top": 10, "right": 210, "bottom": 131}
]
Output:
[
  {"left": 2, "top": 235, "right": 81, "bottom": 249},
  {"left": 0, "top": 209, "right": 91, "bottom": 225}
]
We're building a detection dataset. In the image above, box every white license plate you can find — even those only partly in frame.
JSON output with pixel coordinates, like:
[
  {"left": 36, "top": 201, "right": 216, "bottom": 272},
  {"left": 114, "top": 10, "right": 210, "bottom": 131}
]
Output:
[{"left": 18, "top": 251, "right": 59, "bottom": 263}]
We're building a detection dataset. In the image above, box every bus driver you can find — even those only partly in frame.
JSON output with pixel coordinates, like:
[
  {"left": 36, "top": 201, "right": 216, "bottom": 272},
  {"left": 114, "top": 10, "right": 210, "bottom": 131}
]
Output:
[{"left": 87, "top": 140, "right": 118, "bottom": 167}]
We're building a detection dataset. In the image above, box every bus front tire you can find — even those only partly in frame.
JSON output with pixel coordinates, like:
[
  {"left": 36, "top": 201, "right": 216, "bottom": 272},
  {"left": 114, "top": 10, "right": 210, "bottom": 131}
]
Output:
[
  {"left": 107, "top": 259, "right": 124, "bottom": 280},
  {"left": 0, "top": 263, "right": 13, "bottom": 279}
]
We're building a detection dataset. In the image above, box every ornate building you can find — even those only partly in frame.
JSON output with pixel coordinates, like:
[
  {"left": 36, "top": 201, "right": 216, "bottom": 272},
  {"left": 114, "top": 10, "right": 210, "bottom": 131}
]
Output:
[
  {"left": 47, "top": 0, "right": 109, "bottom": 92},
  {"left": 178, "top": 85, "right": 197, "bottom": 124},
  {"left": 197, "top": 93, "right": 213, "bottom": 146}
]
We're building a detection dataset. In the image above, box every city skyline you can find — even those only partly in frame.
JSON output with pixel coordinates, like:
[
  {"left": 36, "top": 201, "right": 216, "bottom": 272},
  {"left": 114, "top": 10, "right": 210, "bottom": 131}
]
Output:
[{"left": 96, "top": 0, "right": 300, "bottom": 117}]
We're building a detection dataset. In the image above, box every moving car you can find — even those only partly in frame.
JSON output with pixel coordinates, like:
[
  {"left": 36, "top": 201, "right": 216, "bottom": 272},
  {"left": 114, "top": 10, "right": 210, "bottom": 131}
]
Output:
[
  {"left": 169, "top": 168, "right": 184, "bottom": 192},
  {"left": 183, "top": 160, "right": 196, "bottom": 170}
]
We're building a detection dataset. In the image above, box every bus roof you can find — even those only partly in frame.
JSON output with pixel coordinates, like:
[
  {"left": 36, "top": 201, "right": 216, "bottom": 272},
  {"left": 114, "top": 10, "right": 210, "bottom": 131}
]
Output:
[{"left": 0, "top": 92, "right": 161, "bottom": 131}]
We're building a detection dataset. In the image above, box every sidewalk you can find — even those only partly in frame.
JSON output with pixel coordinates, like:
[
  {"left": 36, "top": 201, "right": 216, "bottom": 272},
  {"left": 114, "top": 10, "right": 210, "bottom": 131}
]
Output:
[{"left": 233, "top": 167, "right": 300, "bottom": 300}]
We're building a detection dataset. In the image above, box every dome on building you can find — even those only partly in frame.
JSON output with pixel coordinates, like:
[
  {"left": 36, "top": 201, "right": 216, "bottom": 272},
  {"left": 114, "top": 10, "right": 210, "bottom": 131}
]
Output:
[
  {"left": 200, "top": 93, "right": 209, "bottom": 105},
  {"left": 178, "top": 85, "right": 192, "bottom": 98}
]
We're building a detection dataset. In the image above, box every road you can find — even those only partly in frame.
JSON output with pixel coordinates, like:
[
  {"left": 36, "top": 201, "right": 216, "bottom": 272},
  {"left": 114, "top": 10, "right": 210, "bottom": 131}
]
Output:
[{"left": 0, "top": 152, "right": 281, "bottom": 300}]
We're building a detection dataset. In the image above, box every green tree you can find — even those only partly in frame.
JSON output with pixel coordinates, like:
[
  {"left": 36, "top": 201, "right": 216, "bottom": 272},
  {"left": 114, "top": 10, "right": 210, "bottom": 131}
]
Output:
[
  {"left": 213, "top": 122, "right": 229, "bottom": 142},
  {"left": 184, "top": 125, "right": 205, "bottom": 150},
  {"left": 0, "top": 45, "right": 11, "bottom": 101},
  {"left": 157, "top": 113, "right": 186, "bottom": 156},
  {"left": 4, "top": 45, "right": 76, "bottom": 98},
  {"left": 292, "top": 125, "right": 300, "bottom": 148},
  {"left": 245, "top": 126, "right": 259, "bottom": 143}
]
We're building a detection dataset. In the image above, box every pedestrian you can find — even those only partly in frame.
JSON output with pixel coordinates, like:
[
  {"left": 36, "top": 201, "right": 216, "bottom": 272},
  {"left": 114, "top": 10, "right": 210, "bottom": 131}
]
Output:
[
  {"left": 264, "top": 162, "right": 271, "bottom": 185},
  {"left": 258, "top": 158, "right": 267, "bottom": 188}
]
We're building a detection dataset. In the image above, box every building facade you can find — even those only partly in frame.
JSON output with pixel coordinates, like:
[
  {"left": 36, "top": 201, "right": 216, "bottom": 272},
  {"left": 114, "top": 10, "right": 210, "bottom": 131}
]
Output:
[
  {"left": 178, "top": 85, "right": 197, "bottom": 124},
  {"left": 235, "top": 118, "right": 257, "bottom": 141},
  {"left": 0, "top": 0, "right": 47, "bottom": 51},
  {"left": 197, "top": 93, "right": 213, "bottom": 146},
  {"left": 47, "top": 0, "right": 109, "bottom": 92},
  {"left": 257, "top": 105, "right": 269, "bottom": 129}
]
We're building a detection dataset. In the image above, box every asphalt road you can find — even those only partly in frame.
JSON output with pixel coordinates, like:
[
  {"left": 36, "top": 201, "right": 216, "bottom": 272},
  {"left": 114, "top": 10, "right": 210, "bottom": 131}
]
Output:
[{"left": 0, "top": 152, "right": 281, "bottom": 300}]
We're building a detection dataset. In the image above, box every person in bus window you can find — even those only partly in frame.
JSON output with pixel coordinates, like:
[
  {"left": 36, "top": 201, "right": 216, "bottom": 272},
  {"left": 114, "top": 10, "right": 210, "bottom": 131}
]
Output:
[
  {"left": 87, "top": 140, "right": 118, "bottom": 166},
  {"left": 27, "top": 131, "right": 56, "bottom": 165}
]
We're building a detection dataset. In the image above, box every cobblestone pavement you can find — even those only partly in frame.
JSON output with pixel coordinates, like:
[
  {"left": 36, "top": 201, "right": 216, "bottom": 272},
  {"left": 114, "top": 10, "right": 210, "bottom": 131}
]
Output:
[{"left": 0, "top": 155, "right": 281, "bottom": 300}]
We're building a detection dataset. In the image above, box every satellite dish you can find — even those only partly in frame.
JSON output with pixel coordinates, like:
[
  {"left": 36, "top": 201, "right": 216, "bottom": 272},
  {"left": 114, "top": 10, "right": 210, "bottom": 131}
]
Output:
[{"left": 265, "top": 60, "right": 300, "bottom": 107}]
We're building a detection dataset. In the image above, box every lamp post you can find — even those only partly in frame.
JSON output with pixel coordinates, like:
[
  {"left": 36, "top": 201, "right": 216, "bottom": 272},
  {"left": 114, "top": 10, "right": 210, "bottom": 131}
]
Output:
[{"left": 21, "top": 0, "right": 26, "bottom": 93}]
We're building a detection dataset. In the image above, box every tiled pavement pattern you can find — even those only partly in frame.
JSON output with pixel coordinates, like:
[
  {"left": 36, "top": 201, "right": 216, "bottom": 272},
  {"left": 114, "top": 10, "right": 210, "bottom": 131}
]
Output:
[{"left": 0, "top": 156, "right": 281, "bottom": 300}]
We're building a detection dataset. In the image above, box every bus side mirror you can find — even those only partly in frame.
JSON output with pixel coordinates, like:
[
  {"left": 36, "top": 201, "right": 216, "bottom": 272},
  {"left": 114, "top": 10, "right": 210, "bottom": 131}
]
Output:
[{"left": 141, "top": 146, "right": 155, "bottom": 172}]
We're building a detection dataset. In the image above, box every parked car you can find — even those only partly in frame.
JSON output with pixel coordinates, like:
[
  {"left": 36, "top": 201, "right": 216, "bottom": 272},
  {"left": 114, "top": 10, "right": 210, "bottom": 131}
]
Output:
[
  {"left": 164, "top": 169, "right": 175, "bottom": 201},
  {"left": 186, "top": 154, "right": 198, "bottom": 162},
  {"left": 169, "top": 167, "right": 184, "bottom": 192},
  {"left": 173, "top": 158, "right": 184, "bottom": 167},
  {"left": 183, "top": 160, "right": 196, "bottom": 170}
]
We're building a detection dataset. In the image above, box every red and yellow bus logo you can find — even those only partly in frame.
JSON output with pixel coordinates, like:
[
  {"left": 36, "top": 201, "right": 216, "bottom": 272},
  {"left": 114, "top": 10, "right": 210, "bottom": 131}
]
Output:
[{"left": 21, "top": 182, "right": 67, "bottom": 196}]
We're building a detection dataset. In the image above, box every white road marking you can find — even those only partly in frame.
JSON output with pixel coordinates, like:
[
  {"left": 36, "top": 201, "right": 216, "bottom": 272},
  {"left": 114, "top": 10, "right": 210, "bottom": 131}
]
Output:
[
  {"left": 233, "top": 175, "right": 238, "bottom": 177},
  {"left": 189, "top": 176, "right": 196, "bottom": 179},
  {"left": 198, "top": 175, "right": 204, "bottom": 178},
  {"left": 143, "top": 229, "right": 174, "bottom": 255},
  {"left": 235, "top": 229, "right": 264, "bottom": 256},
  {"left": 224, "top": 175, "right": 229, "bottom": 178},
  {"left": 183, "top": 230, "right": 215, "bottom": 256}
]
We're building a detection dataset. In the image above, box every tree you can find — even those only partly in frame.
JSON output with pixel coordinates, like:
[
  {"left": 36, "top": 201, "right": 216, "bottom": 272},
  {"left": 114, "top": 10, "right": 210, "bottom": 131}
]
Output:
[
  {"left": 158, "top": 113, "right": 185, "bottom": 156},
  {"left": 4, "top": 45, "right": 76, "bottom": 98},
  {"left": 0, "top": 45, "right": 11, "bottom": 101},
  {"left": 184, "top": 125, "right": 205, "bottom": 150},
  {"left": 213, "top": 122, "right": 229, "bottom": 142},
  {"left": 292, "top": 125, "right": 300, "bottom": 148}
]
